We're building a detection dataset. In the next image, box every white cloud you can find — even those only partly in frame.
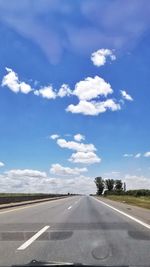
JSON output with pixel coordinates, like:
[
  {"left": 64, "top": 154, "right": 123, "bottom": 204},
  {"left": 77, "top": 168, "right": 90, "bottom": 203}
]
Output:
[
  {"left": 34, "top": 86, "right": 56, "bottom": 99},
  {"left": 56, "top": 138, "right": 96, "bottom": 152},
  {"left": 0, "top": 161, "right": 5, "bottom": 167},
  {"left": 6, "top": 169, "right": 47, "bottom": 178},
  {"left": 144, "top": 152, "right": 150, "bottom": 157},
  {"left": 50, "top": 163, "right": 87, "bottom": 176},
  {"left": 123, "top": 154, "right": 133, "bottom": 157},
  {"left": 69, "top": 151, "right": 101, "bottom": 164},
  {"left": 74, "top": 134, "right": 85, "bottom": 142},
  {"left": 2, "top": 68, "right": 32, "bottom": 94},
  {"left": 120, "top": 90, "right": 133, "bottom": 101},
  {"left": 135, "top": 153, "right": 141, "bottom": 158},
  {"left": 0, "top": 168, "right": 95, "bottom": 194},
  {"left": 124, "top": 174, "right": 150, "bottom": 190},
  {"left": 73, "top": 76, "right": 113, "bottom": 101},
  {"left": 66, "top": 99, "right": 121, "bottom": 116},
  {"left": 57, "top": 84, "right": 72, "bottom": 97},
  {"left": 50, "top": 134, "right": 59, "bottom": 140},
  {"left": 91, "top": 49, "right": 116, "bottom": 67}
]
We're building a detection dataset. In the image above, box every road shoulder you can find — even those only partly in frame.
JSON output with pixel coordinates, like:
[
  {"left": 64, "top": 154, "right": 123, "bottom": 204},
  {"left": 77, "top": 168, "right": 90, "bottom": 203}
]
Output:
[{"left": 94, "top": 196, "right": 150, "bottom": 225}]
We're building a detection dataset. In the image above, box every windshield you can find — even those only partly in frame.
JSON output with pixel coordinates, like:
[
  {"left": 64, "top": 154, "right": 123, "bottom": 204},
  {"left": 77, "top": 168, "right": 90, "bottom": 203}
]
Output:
[{"left": 0, "top": 0, "right": 150, "bottom": 266}]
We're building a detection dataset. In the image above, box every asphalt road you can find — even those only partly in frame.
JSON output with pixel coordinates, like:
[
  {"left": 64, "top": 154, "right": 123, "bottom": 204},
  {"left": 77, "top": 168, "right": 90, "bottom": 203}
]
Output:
[{"left": 0, "top": 196, "right": 149, "bottom": 266}]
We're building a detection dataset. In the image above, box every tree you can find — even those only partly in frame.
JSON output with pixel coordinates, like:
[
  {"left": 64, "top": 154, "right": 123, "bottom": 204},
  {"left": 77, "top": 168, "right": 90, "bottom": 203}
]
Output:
[
  {"left": 115, "top": 180, "right": 123, "bottom": 191},
  {"left": 105, "top": 179, "right": 115, "bottom": 191},
  {"left": 94, "top": 177, "right": 105, "bottom": 195}
]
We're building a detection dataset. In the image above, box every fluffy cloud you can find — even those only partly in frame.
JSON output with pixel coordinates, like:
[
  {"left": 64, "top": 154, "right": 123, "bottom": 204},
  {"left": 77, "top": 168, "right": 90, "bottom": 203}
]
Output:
[
  {"left": 56, "top": 138, "right": 96, "bottom": 152},
  {"left": 1, "top": 68, "right": 130, "bottom": 117},
  {"left": 34, "top": 86, "right": 56, "bottom": 99},
  {"left": 91, "top": 49, "right": 116, "bottom": 67},
  {"left": 0, "top": 169, "right": 95, "bottom": 194},
  {"left": 120, "top": 90, "right": 133, "bottom": 101},
  {"left": 69, "top": 151, "right": 101, "bottom": 164},
  {"left": 67, "top": 99, "right": 121, "bottom": 116},
  {"left": 144, "top": 152, "right": 150, "bottom": 157},
  {"left": 74, "top": 134, "right": 85, "bottom": 142},
  {"left": 0, "top": 162, "right": 5, "bottom": 167},
  {"left": 50, "top": 134, "right": 59, "bottom": 140},
  {"left": 73, "top": 76, "right": 113, "bottom": 101},
  {"left": 2, "top": 68, "right": 32, "bottom": 94},
  {"left": 50, "top": 163, "right": 87, "bottom": 176},
  {"left": 135, "top": 153, "right": 141, "bottom": 158},
  {"left": 57, "top": 84, "right": 72, "bottom": 97}
]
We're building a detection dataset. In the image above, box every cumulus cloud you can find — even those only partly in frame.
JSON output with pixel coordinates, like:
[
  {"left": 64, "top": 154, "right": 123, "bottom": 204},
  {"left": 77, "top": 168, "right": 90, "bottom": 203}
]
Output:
[
  {"left": 34, "top": 86, "right": 56, "bottom": 99},
  {"left": 1, "top": 68, "right": 129, "bottom": 117},
  {"left": 50, "top": 134, "right": 59, "bottom": 140},
  {"left": 69, "top": 151, "right": 101, "bottom": 164},
  {"left": 135, "top": 153, "right": 141, "bottom": 158},
  {"left": 74, "top": 134, "right": 85, "bottom": 142},
  {"left": 120, "top": 90, "right": 133, "bottom": 101},
  {"left": 57, "top": 84, "right": 72, "bottom": 97},
  {"left": 73, "top": 76, "right": 113, "bottom": 101},
  {"left": 0, "top": 168, "right": 95, "bottom": 194},
  {"left": 144, "top": 152, "right": 150, "bottom": 157},
  {"left": 56, "top": 138, "right": 96, "bottom": 152},
  {"left": 53, "top": 136, "right": 101, "bottom": 165},
  {"left": 67, "top": 99, "right": 121, "bottom": 116},
  {"left": 2, "top": 68, "right": 32, "bottom": 94},
  {"left": 0, "top": 162, "right": 5, "bottom": 167},
  {"left": 50, "top": 163, "right": 87, "bottom": 176},
  {"left": 91, "top": 48, "right": 116, "bottom": 67}
]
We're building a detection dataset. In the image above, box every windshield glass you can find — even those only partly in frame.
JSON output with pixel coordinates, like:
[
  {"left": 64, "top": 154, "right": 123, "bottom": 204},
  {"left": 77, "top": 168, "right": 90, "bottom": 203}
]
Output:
[{"left": 0, "top": 0, "right": 150, "bottom": 266}]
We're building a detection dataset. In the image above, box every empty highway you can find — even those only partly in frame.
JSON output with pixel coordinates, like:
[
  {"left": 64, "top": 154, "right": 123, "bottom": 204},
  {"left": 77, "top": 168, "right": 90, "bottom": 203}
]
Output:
[{"left": 0, "top": 196, "right": 149, "bottom": 266}]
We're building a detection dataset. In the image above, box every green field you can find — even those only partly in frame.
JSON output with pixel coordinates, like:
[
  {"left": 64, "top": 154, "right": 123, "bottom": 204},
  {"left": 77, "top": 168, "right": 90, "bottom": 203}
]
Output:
[{"left": 103, "top": 195, "right": 150, "bottom": 209}]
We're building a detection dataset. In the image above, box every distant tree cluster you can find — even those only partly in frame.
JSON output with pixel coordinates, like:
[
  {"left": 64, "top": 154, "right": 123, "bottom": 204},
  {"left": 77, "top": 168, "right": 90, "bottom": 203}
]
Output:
[
  {"left": 94, "top": 177, "right": 125, "bottom": 195},
  {"left": 94, "top": 177, "right": 150, "bottom": 197},
  {"left": 126, "top": 189, "right": 150, "bottom": 197}
]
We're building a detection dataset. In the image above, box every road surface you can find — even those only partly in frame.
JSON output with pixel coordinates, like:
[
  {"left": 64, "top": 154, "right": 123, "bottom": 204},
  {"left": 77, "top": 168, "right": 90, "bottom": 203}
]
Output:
[{"left": 0, "top": 196, "right": 149, "bottom": 266}]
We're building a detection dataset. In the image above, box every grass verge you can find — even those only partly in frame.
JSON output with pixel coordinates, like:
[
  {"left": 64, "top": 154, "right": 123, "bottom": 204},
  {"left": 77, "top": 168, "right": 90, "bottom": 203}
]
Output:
[{"left": 102, "top": 195, "right": 150, "bottom": 209}]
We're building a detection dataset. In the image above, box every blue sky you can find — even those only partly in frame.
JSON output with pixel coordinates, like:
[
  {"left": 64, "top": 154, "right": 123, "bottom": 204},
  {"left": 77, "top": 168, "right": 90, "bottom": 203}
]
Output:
[{"left": 0, "top": 0, "right": 150, "bottom": 194}]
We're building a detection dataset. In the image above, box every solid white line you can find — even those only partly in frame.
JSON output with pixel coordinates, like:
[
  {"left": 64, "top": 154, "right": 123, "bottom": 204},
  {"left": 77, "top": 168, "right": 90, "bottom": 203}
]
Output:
[
  {"left": 68, "top": 206, "right": 72, "bottom": 210},
  {"left": 93, "top": 197, "right": 150, "bottom": 230},
  {"left": 17, "top": 225, "right": 50, "bottom": 250}
]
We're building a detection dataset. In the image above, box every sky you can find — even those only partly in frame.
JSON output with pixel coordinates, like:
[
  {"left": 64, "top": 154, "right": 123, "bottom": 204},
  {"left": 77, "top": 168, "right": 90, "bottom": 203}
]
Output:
[{"left": 0, "top": 0, "right": 150, "bottom": 194}]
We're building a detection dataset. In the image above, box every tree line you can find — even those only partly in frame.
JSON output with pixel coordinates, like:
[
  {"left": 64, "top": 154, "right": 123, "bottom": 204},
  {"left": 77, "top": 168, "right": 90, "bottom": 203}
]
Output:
[
  {"left": 94, "top": 177, "right": 150, "bottom": 197},
  {"left": 94, "top": 177, "right": 125, "bottom": 195}
]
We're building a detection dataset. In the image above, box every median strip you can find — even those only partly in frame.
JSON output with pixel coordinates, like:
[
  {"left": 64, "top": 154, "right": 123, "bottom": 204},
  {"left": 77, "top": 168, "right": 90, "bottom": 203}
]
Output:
[{"left": 17, "top": 226, "right": 50, "bottom": 250}]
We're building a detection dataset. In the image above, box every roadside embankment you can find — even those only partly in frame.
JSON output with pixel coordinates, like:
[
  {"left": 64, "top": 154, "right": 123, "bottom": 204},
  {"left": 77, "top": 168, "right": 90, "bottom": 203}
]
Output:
[{"left": 0, "top": 193, "right": 70, "bottom": 210}]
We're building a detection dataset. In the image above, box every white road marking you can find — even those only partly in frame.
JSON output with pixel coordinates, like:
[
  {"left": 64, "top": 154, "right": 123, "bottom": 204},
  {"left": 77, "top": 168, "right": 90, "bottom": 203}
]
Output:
[
  {"left": 93, "top": 197, "right": 150, "bottom": 230},
  {"left": 68, "top": 206, "right": 72, "bottom": 210},
  {"left": 17, "top": 225, "right": 50, "bottom": 250}
]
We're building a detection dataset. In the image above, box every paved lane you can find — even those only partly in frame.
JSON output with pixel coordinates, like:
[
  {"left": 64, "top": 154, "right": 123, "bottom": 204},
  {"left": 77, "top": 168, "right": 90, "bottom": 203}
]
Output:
[{"left": 0, "top": 196, "right": 149, "bottom": 266}]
